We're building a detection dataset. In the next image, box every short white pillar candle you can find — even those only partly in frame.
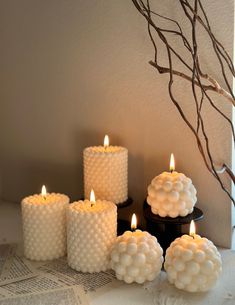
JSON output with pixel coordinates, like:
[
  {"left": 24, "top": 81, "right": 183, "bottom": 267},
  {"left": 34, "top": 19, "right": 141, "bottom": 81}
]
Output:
[
  {"left": 83, "top": 135, "right": 128, "bottom": 204},
  {"left": 164, "top": 221, "right": 222, "bottom": 292},
  {"left": 147, "top": 154, "right": 197, "bottom": 218},
  {"left": 67, "top": 190, "right": 117, "bottom": 273},
  {"left": 111, "top": 214, "right": 163, "bottom": 284},
  {"left": 21, "top": 186, "right": 69, "bottom": 261}
]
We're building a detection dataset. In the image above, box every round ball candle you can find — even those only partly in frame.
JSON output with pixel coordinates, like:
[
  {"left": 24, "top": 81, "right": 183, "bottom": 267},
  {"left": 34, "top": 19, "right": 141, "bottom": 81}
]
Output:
[
  {"left": 21, "top": 186, "right": 69, "bottom": 261},
  {"left": 164, "top": 221, "right": 222, "bottom": 292},
  {"left": 111, "top": 214, "right": 163, "bottom": 284},
  {"left": 67, "top": 190, "right": 117, "bottom": 273},
  {"left": 147, "top": 154, "right": 197, "bottom": 218},
  {"left": 83, "top": 135, "right": 128, "bottom": 204}
]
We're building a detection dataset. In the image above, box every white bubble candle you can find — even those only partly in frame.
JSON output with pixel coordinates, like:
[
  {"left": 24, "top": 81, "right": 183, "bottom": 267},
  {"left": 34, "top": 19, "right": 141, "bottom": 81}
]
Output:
[
  {"left": 21, "top": 186, "right": 69, "bottom": 261},
  {"left": 147, "top": 154, "right": 197, "bottom": 218},
  {"left": 83, "top": 135, "right": 128, "bottom": 204},
  {"left": 164, "top": 221, "right": 222, "bottom": 292},
  {"left": 111, "top": 214, "right": 163, "bottom": 284},
  {"left": 67, "top": 190, "right": 117, "bottom": 273}
]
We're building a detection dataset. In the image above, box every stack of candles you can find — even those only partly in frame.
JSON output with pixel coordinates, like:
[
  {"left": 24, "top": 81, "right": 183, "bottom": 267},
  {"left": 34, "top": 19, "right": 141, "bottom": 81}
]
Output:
[{"left": 20, "top": 139, "right": 222, "bottom": 293}]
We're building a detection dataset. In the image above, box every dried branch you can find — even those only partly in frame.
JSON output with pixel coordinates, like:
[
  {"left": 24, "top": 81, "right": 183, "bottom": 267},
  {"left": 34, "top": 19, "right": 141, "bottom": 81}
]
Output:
[
  {"left": 132, "top": 0, "right": 235, "bottom": 205},
  {"left": 149, "top": 60, "right": 235, "bottom": 104}
]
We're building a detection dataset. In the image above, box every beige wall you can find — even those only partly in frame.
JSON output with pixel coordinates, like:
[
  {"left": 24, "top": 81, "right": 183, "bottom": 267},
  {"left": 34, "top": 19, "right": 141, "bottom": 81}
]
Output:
[{"left": 0, "top": 0, "right": 234, "bottom": 247}]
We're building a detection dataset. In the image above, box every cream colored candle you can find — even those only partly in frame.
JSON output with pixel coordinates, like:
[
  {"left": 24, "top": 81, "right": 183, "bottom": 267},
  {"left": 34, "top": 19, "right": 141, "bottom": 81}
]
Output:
[
  {"left": 164, "top": 221, "right": 222, "bottom": 292},
  {"left": 21, "top": 186, "right": 69, "bottom": 261},
  {"left": 111, "top": 214, "right": 163, "bottom": 284},
  {"left": 147, "top": 154, "right": 197, "bottom": 217},
  {"left": 83, "top": 135, "right": 128, "bottom": 204},
  {"left": 67, "top": 190, "right": 117, "bottom": 273}
]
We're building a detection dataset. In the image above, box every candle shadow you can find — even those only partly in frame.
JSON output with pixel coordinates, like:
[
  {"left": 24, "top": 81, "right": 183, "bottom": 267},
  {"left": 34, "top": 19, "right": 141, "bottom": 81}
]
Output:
[
  {"left": 118, "top": 152, "right": 145, "bottom": 228},
  {"left": 1, "top": 157, "right": 83, "bottom": 203}
]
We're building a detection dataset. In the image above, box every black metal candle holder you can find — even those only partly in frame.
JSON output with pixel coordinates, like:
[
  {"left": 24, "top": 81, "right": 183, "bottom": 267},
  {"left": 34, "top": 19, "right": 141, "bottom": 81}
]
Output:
[
  {"left": 143, "top": 199, "right": 203, "bottom": 254},
  {"left": 117, "top": 197, "right": 133, "bottom": 235}
]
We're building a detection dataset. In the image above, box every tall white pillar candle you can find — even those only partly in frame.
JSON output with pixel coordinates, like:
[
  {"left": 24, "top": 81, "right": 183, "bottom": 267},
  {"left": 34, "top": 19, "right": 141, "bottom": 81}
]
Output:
[
  {"left": 21, "top": 186, "right": 69, "bottom": 261},
  {"left": 83, "top": 135, "right": 128, "bottom": 204},
  {"left": 67, "top": 190, "right": 117, "bottom": 273}
]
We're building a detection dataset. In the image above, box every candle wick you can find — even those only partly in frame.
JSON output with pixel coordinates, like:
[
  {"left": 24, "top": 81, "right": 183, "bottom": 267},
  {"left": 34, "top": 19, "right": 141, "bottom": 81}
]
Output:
[
  {"left": 170, "top": 170, "right": 173, "bottom": 174},
  {"left": 91, "top": 202, "right": 95, "bottom": 207}
]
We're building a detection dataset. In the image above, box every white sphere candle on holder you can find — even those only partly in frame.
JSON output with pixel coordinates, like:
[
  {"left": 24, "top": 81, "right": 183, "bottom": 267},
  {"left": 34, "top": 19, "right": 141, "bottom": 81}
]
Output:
[
  {"left": 67, "top": 190, "right": 117, "bottom": 273},
  {"left": 111, "top": 213, "right": 163, "bottom": 284},
  {"left": 147, "top": 154, "right": 197, "bottom": 218},
  {"left": 83, "top": 135, "right": 128, "bottom": 205},
  {"left": 21, "top": 186, "right": 69, "bottom": 261},
  {"left": 164, "top": 220, "right": 222, "bottom": 292}
]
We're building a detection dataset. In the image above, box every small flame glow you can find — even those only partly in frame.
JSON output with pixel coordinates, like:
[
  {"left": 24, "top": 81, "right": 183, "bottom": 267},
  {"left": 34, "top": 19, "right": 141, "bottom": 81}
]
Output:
[
  {"left": 104, "top": 135, "right": 109, "bottom": 148},
  {"left": 90, "top": 189, "right": 96, "bottom": 203},
  {"left": 41, "top": 185, "right": 47, "bottom": 197},
  {"left": 131, "top": 213, "right": 137, "bottom": 230},
  {"left": 189, "top": 220, "right": 196, "bottom": 236},
  {"left": 170, "top": 153, "right": 175, "bottom": 172}
]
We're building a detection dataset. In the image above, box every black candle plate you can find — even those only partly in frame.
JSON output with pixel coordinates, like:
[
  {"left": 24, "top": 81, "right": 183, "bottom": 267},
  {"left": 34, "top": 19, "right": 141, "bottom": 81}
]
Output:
[
  {"left": 117, "top": 197, "right": 133, "bottom": 209},
  {"left": 143, "top": 199, "right": 204, "bottom": 254}
]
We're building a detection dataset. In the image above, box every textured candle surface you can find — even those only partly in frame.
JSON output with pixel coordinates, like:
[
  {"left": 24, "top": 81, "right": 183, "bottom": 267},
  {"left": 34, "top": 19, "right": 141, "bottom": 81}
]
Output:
[
  {"left": 147, "top": 171, "right": 197, "bottom": 218},
  {"left": 83, "top": 146, "right": 128, "bottom": 204},
  {"left": 21, "top": 193, "right": 69, "bottom": 261},
  {"left": 164, "top": 234, "right": 222, "bottom": 292},
  {"left": 111, "top": 230, "right": 163, "bottom": 284},
  {"left": 67, "top": 199, "right": 117, "bottom": 273}
]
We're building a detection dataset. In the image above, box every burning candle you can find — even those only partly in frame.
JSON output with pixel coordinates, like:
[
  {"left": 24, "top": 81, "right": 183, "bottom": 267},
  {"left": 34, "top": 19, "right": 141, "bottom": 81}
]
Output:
[
  {"left": 83, "top": 135, "right": 128, "bottom": 204},
  {"left": 111, "top": 214, "right": 163, "bottom": 284},
  {"left": 21, "top": 186, "right": 69, "bottom": 261},
  {"left": 164, "top": 221, "right": 222, "bottom": 292},
  {"left": 147, "top": 154, "right": 197, "bottom": 217},
  {"left": 67, "top": 190, "right": 117, "bottom": 273}
]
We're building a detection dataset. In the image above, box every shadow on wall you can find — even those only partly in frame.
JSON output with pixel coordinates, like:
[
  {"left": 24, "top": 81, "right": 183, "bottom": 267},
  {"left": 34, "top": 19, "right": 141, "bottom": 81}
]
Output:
[
  {"left": 1, "top": 128, "right": 146, "bottom": 206},
  {"left": 1, "top": 159, "right": 82, "bottom": 203}
]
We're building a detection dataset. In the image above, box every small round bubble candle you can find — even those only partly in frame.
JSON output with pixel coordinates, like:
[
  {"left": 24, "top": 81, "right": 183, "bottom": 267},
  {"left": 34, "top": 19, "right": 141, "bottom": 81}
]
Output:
[
  {"left": 164, "top": 221, "right": 222, "bottom": 292},
  {"left": 67, "top": 190, "right": 117, "bottom": 273},
  {"left": 111, "top": 214, "right": 163, "bottom": 284},
  {"left": 83, "top": 135, "right": 128, "bottom": 204},
  {"left": 147, "top": 154, "right": 197, "bottom": 218},
  {"left": 21, "top": 186, "right": 69, "bottom": 261}
]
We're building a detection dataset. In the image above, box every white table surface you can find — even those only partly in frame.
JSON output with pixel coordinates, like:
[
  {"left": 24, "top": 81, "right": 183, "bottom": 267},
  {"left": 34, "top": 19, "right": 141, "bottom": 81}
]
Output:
[{"left": 0, "top": 201, "right": 235, "bottom": 305}]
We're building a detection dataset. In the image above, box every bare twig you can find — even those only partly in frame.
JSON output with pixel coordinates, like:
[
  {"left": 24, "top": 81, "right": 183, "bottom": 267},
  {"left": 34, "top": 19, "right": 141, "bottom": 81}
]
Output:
[{"left": 132, "top": 0, "right": 235, "bottom": 205}]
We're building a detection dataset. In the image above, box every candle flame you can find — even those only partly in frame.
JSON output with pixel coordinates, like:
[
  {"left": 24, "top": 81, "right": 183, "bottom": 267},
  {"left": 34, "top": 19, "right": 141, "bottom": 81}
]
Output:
[
  {"left": 90, "top": 189, "right": 96, "bottom": 203},
  {"left": 104, "top": 135, "right": 109, "bottom": 148},
  {"left": 170, "top": 153, "right": 175, "bottom": 172},
  {"left": 41, "top": 185, "right": 47, "bottom": 197},
  {"left": 131, "top": 213, "right": 137, "bottom": 230},
  {"left": 189, "top": 220, "right": 196, "bottom": 236}
]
